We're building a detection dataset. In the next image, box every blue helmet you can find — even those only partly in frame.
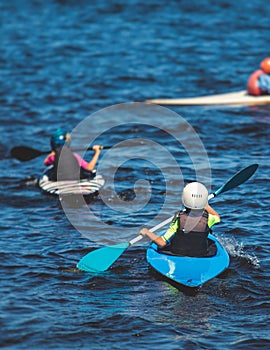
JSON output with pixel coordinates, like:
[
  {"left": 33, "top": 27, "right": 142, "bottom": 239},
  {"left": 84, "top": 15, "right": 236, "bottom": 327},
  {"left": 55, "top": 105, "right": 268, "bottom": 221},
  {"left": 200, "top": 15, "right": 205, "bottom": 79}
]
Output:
[{"left": 50, "top": 128, "right": 70, "bottom": 150}]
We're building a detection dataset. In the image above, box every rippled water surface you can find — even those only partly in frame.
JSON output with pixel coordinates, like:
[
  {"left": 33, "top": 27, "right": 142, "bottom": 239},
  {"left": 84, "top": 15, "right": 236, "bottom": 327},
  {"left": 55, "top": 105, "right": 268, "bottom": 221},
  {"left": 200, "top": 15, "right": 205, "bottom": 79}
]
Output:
[{"left": 1, "top": 1, "right": 270, "bottom": 349}]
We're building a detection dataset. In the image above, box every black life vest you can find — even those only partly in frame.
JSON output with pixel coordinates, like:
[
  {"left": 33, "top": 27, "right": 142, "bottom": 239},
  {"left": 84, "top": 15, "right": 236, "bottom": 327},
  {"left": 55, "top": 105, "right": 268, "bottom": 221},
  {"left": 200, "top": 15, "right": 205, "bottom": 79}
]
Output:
[
  {"left": 165, "top": 210, "right": 210, "bottom": 257},
  {"left": 52, "top": 146, "right": 81, "bottom": 181}
]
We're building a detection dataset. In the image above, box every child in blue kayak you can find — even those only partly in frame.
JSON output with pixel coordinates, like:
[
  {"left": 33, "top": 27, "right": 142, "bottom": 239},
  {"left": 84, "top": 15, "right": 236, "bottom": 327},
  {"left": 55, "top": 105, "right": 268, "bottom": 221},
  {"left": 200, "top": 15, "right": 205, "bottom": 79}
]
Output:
[
  {"left": 140, "top": 182, "right": 220, "bottom": 257},
  {"left": 44, "top": 128, "right": 101, "bottom": 180},
  {"left": 247, "top": 57, "right": 270, "bottom": 96}
]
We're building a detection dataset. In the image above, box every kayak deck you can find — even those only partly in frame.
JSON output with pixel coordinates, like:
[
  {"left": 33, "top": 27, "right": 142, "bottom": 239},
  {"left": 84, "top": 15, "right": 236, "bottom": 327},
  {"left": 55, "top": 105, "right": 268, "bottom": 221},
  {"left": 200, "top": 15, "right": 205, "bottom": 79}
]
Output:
[
  {"left": 146, "top": 90, "right": 270, "bottom": 106},
  {"left": 146, "top": 234, "right": 230, "bottom": 288}
]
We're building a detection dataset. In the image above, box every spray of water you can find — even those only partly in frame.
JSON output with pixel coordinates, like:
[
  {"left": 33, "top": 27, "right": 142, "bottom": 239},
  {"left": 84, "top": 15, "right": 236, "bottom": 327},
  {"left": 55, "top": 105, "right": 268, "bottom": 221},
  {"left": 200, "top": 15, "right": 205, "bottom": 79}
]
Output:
[{"left": 217, "top": 234, "right": 260, "bottom": 268}]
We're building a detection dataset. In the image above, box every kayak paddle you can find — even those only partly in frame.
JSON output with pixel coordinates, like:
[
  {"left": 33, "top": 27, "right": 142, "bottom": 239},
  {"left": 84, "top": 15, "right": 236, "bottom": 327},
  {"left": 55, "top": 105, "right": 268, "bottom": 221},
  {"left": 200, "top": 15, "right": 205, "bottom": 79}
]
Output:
[
  {"left": 11, "top": 146, "right": 49, "bottom": 161},
  {"left": 10, "top": 141, "right": 147, "bottom": 162},
  {"left": 208, "top": 163, "right": 258, "bottom": 200},
  {"left": 77, "top": 163, "right": 258, "bottom": 272},
  {"left": 77, "top": 216, "right": 174, "bottom": 273},
  {"left": 10, "top": 145, "right": 109, "bottom": 162}
]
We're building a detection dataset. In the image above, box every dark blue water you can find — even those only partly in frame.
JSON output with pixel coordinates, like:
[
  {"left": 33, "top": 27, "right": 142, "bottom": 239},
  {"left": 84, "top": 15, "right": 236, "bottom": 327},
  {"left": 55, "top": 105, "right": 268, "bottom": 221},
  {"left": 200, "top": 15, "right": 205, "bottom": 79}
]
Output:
[{"left": 1, "top": 0, "right": 270, "bottom": 349}]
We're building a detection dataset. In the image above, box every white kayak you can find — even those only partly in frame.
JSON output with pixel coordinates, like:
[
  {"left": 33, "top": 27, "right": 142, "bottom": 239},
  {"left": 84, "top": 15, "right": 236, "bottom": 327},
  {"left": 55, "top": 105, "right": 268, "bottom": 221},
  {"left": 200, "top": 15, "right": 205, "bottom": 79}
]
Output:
[
  {"left": 146, "top": 90, "right": 270, "bottom": 106},
  {"left": 38, "top": 167, "right": 105, "bottom": 197}
]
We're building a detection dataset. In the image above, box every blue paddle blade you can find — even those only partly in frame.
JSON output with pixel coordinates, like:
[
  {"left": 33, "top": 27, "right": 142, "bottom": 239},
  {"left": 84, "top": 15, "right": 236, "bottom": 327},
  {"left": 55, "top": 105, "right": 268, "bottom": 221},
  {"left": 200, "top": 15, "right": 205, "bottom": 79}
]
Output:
[
  {"left": 77, "top": 243, "right": 129, "bottom": 272},
  {"left": 215, "top": 164, "right": 258, "bottom": 196}
]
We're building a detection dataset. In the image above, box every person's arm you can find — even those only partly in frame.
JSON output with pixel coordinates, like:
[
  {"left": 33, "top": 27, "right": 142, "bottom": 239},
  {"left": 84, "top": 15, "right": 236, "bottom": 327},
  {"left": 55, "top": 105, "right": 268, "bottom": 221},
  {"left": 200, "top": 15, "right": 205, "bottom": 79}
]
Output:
[
  {"left": 44, "top": 151, "right": 55, "bottom": 166},
  {"left": 205, "top": 204, "right": 220, "bottom": 218},
  {"left": 140, "top": 228, "right": 167, "bottom": 247},
  {"left": 140, "top": 216, "right": 179, "bottom": 247},
  {"left": 84, "top": 145, "right": 101, "bottom": 171},
  {"left": 205, "top": 204, "right": 220, "bottom": 227}
]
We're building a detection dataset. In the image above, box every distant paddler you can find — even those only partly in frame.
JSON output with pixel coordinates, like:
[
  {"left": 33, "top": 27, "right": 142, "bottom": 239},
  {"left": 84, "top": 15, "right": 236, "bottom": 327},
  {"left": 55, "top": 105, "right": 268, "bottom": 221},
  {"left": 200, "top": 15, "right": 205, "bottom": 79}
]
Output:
[
  {"left": 44, "top": 128, "right": 101, "bottom": 181},
  {"left": 247, "top": 57, "right": 270, "bottom": 96},
  {"left": 140, "top": 182, "right": 220, "bottom": 257},
  {"left": 146, "top": 57, "right": 270, "bottom": 106}
]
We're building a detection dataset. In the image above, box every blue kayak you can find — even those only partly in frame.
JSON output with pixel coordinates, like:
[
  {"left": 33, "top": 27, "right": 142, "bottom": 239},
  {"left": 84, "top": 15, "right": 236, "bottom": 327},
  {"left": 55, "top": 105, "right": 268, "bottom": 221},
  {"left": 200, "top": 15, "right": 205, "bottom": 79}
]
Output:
[{"left": 146, "top": 233, "right": 230, "bottom": 288}]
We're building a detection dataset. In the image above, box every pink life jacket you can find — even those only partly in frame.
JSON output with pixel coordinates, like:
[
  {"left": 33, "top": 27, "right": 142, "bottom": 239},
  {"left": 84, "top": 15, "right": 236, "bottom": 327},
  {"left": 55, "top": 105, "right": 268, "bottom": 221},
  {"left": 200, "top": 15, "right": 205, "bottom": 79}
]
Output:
[{"left": 247, "top": 69, "right": 265, "bottom": 96}]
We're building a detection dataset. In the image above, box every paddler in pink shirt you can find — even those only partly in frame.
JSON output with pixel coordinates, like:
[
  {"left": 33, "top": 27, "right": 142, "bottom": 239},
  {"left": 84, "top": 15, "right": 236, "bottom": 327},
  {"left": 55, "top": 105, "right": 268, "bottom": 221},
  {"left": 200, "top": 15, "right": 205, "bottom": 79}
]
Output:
[{"left": 44, "top": 128, "right": 101, "bottom": 181}]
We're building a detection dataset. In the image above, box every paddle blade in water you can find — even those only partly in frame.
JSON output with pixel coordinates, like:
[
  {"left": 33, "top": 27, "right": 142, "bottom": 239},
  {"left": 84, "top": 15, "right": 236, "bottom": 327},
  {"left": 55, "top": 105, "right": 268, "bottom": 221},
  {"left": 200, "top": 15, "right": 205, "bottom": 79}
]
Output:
[
  {"left": 215, "top": 164, "right": 258, "bottom": 196},
  {"left": 77, "top": 243, "right": 129, "bottom": 272}
]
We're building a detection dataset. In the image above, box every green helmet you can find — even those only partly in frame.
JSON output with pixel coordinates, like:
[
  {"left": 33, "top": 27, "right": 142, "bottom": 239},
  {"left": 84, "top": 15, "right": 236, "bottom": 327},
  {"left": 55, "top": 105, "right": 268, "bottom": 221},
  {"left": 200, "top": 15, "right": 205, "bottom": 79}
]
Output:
[{"left": 50, "top": 128, "right": 70, "bottom": 150}]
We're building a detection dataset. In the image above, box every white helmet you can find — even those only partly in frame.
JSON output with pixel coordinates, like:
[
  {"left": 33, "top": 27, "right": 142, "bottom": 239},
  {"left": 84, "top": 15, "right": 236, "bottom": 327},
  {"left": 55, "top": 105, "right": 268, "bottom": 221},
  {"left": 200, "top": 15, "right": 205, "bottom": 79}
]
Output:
[{"left": 182, "top": 182, "right": 208, "bottom": 210}]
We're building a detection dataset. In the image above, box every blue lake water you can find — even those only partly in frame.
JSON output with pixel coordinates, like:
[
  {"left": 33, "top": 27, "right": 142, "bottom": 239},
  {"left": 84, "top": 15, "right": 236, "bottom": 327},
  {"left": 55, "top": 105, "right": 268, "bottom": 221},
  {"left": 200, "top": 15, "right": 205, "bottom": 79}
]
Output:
[{"left": 1, "top": 0, "right": 269, "bottom": 349}]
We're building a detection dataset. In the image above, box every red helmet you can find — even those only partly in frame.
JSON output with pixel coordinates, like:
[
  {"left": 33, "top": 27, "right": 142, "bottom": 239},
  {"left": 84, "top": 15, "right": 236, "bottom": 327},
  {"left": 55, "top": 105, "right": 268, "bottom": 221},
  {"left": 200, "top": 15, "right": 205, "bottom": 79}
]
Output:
[{"left": 260, "top": 57, "right": 270, "bottom": 74}]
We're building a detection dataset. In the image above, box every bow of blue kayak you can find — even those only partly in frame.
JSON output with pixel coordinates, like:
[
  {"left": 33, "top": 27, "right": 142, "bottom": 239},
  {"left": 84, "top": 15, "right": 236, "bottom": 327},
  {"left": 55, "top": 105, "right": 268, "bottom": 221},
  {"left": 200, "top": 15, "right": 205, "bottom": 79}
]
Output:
[{"left": 146, "top": 234, "right": 230, "bottom": 288}]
